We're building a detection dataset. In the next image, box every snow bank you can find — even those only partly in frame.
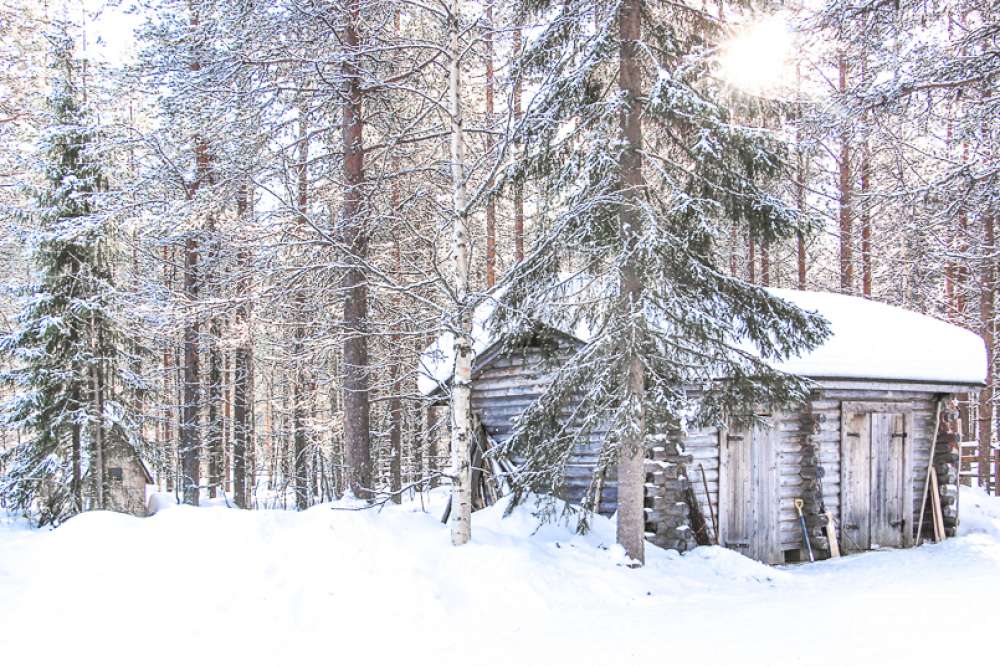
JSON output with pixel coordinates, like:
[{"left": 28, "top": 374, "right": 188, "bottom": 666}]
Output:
[
  {"left": 418, "top": 288, "right": 987, "bottom": 394},
  {"left": 4, "top": 489, "right": 1000, "bottom": 666}
]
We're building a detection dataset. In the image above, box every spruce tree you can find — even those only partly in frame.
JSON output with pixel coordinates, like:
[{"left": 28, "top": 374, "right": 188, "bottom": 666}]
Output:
[
  {"left": 493, "top": 1, "right": 830, "bottom": 562},
  {"left": 0, "top": 30, "right": 144, "bottom": 526}
]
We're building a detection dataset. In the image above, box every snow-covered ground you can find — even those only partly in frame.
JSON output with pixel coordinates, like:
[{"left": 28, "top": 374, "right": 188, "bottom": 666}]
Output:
[{"left": 3, "top": 489, "right": 1000, "bottom": 667}]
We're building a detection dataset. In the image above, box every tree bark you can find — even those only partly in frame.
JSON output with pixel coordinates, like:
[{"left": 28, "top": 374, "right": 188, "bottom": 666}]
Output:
[
  {"left": 181, "top": 233, "right": 200, "bottom": 506},
  {"left": 90, "top": 324, "right": 105, "bottom": 510},
  {"left": 206, "top": 233, "right": 222, "bottom": 500},
  {"left": 617, "top": 0, "right": 646, "bottom": 565},
  {"left": 484, "top": 2, "right": 497, "bottom": 287},
  {"left": 293, "top": 112, "right": 310, "bottom": 510},
  {"left": 795, "top": 62, "right": 807, "bottom": 290},
  {"left": 838, "top": 53, "right": 853, "bottom": 292},
  {"left": 861, "top": 148, "right": 872, "bottom": 298},
  {"left": 340, "top": 0, "right": 372, "bottom": 499},
  {"left": 448, "top": 0, "right": 473, "bottom": 546},
  {"left": 387, "top": 7, "right": 403, "bottom": 504},
  {"left": 513, "top": 26, "right": 525, "bottom": 264},
  {"left": 232, "top": 186, "right": 252, "bottom": 508},
  {"left": 979, "top": 212, "right": 994, "bottom": 488}
]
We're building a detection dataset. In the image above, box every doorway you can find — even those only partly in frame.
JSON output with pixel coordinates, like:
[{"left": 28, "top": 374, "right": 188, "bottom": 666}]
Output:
[
  {"left": 719, "top": 419, "right": 781, "bottom": 563},
  {"left": 840, "top": 404, "right": 914, "bottom": 552}
]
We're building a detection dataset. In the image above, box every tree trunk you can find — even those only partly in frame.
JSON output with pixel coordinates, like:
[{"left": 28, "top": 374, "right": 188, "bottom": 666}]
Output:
[
  {"left": 795, "top": 63, "right": 807, "bottom": 290},
  {"left": 222, "top": 352, "right": 231, "bottom": 492},
  {"left": 979, "top": 212, "right": 994, "bottom": 489},
  {"left": 387, "top": 7, "right": 403, "bottom": 504},
  {"left": 484, "top": 2, "right": 497, "bottom": 287},
  {"left": 617, "top": 0, "right": 646, "bottom": 565},
  {"left": 91, "top": 319, "right": 107, "bottom": 510},
  {"left": 293, "top": 113, "right": 310, "bottom": 510},
  {"left": 181, "top": 233, "right": 201, "bottom": 506},
  {"left": 761, "top": 242, "right": 770, "bottom": 287},
  {"left": 340, "top": 0, "right": 372, "bottom": 499},
  {"left": 232, "top": 187, "right": 252, "bottom": 508},
  {"left": 861, "top": 149, "right": 872, "bottom": 298},
  {"left": 838, "top": 53, "right": 853, "bottom": 292},
  {"left": 71, "top": 394, "right": 82, "bottom": 512},
  {"left": 207, "top": 255, "right": 222, "bottom": 500},
  {"left": 448, "top": 0, "right": 473, "bottom": 546},
  {"left": 513, "top": 26, "right": 525, "bottom": 264}
]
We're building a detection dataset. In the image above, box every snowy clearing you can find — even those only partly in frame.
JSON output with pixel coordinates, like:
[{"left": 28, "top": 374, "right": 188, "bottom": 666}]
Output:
[{"left": 3, "top": 489, "right": 1000, "bottom": 667}]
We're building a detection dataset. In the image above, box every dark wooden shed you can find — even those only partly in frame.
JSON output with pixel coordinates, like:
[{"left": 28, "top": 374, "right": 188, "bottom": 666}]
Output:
[{"left": 420, "top": 289, "right": 987, "bottom": 563}]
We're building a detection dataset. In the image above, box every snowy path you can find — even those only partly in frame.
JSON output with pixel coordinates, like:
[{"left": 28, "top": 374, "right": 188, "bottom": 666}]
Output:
[{"left": 2, "top": 489, "right": 999, "bottom": 667}]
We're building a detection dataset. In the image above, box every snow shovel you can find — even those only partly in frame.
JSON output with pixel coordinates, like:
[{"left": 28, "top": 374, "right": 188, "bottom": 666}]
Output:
[{"left": 794, "top": 498, "right": 815, "bottom": 562}]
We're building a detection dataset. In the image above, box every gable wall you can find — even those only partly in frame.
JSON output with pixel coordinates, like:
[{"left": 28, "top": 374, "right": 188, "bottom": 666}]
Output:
[{"left": 470, "top": 344, "right": 617, "bottom": 514}]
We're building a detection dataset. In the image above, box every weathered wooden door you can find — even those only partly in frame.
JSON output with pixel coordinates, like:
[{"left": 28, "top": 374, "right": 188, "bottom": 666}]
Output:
[
  {"left": 841, "top": 405, "right": 913, "bottom": 552},
  {"left": 719, "top": 422, "right": 780, "bottom": 563}
]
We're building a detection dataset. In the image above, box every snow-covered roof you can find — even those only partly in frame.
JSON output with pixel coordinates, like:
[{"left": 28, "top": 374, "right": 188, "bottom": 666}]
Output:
[
  {"left": 417, "top": 288, "right": 987, "bottom": 396},
  {"left": 761, "top": 289, "right": 986, "bottom": 385}
]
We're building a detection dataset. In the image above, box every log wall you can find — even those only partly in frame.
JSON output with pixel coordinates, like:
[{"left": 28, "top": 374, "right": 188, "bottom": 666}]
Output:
[{"left": 468, "top": 343, "right": 962, "bottom": 563}]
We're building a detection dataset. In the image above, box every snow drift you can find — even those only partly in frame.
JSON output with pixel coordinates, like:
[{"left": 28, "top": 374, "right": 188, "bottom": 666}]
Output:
[{"left": 3, "top": 488, "right": 1000, "bottom": 666}]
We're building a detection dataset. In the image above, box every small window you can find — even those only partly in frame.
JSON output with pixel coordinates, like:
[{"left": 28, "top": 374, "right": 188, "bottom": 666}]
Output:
[{"left": 108, "top": 467, "right": 123, "bottom": 482}]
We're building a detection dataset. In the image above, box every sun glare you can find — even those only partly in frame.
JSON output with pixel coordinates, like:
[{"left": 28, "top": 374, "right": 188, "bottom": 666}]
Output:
[{"left": 718, "top": 15, "right": 794, "bottom": 95}]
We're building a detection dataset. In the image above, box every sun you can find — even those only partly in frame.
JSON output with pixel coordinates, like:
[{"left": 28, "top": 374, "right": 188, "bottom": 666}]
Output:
[{"left": 718, "top": 14, "right": 794, "bottom": 95}]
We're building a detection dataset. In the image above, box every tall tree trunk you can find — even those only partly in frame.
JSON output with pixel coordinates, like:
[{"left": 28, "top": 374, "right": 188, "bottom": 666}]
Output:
[
  {"left": 180, "top": 0, "right": 210, "bottom": 506},
  {"left": 484, "top": 3, "right": 497, "bottom": 288},
  {"left": 860, "top": 147, "right": 872, "bottom": 298},
  {"left": 181, "top": 233, "right": 201, "bottom": 506},
  {"left": 162, "top": 244, "right": 174, "bottom": 492},
  {"left": 513, "top": 26, "right": 525, "bottom": 264},
  {"left": 761, "top": 242, "right": 770, "bottom": 287},
  {"left": 232, "top": 186, "right": 252, "bottom": 509},
  {"left": 207, "top": 235, "right": 222, "bottom": 500},
  {"left": 860, "top": 53, "right": 872, "bottom": 299},
  {"left": 293, "top": 113, "right": 310, "bottom": 510},
  {"left": 448, "top": 0, "right": 473, "bottom": 546},
  {"left": 70, "top": 388, "right": 82, "bottom": 511},
  {"left": 617, "top": 0, "right": 646, "bottom": 565},
  {"left": 795, "top": 62, "right": 807, "bottom": 290},
  {"left": 222, "top": 352, "right": 231, "bottom": 492},
  {"left": 838, "top": 53, "right": 853, "bottom": 292},
  {"left": 91, "top": 319, "right": 107, "bottom": 509},
  {"left": 387, "top": 7, "right": 403, "bottom": 504},
  {"left": 341, "top": 0, "right": 372, "bottom": 499},
  {"left": 979, "top": 212, "right": 994, "bottom": 489}
]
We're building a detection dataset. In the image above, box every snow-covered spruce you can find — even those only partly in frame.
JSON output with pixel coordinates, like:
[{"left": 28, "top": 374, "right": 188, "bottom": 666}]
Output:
[
  {"left": 0, "top": 30, "right": 146, "bottom": 526},
  {"left": 488, "top": 0, "right": 829, "bottom": 560}
]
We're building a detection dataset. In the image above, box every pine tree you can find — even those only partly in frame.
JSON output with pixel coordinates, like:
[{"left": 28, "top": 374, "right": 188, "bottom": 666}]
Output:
[
  {"left": 0, "top": 30, "right": 143, "bottom": 526},
  {"left": 492, "top": 0, "right": 831, "bottom": 563}
]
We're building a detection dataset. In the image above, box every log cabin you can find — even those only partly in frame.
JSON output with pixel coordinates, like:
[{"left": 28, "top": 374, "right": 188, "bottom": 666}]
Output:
[{"left": 419, "top": 289, "right": 987, "bottom": 564}]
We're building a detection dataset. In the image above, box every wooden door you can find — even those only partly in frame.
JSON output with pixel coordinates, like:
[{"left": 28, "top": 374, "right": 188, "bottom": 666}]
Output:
[
  {"left": 870, "top": 413, "right": 907, "bottom": 548},
  {"left": 841, "top": 406, "right": 913, "bottom": 552},
  {"left": 720, "top": 422, "right": 780, "bottom": 563},
  {"left": 841, "top": 411, "right": 872, "bottom": 552}
]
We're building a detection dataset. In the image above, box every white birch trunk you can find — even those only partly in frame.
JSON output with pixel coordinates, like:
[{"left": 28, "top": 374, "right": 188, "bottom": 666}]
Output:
[{"left": 448, "top": 0, "right": 472, "bottom": 546}]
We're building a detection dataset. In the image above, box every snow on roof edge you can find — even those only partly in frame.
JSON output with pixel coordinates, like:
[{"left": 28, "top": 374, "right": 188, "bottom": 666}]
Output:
[{"left": 417, "top": 288, "right": 988, "bottom": 395}]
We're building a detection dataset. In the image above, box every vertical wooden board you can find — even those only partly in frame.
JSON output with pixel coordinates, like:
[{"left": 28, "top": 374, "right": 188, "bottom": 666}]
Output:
[
  {"left": 886, "top": 413, "right": 906, "bottom": 547},
  {"left": 870, "top": 413, "right": 893, "bottom": 547},
  {"left": 902, "top": 413, "right": 915, "bottom": 547},
  {"left": 750, "top": 424, "right": 765, "bottom": 561},
  {"left": 763, "top": 421, "right": 783, "bottom": 564},
  {"left": 841, "top": 410, "right": 871, "bottom": 553},
  {"left": 717, "top": 428, "right": 728, "bottom": 547},
  {"left": 721, "top": 430, "right": 752, "bottom": 557}
]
